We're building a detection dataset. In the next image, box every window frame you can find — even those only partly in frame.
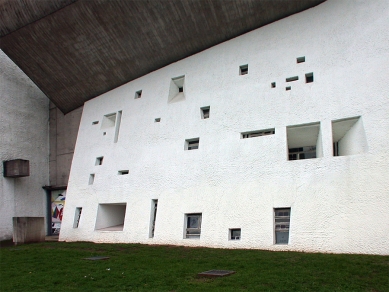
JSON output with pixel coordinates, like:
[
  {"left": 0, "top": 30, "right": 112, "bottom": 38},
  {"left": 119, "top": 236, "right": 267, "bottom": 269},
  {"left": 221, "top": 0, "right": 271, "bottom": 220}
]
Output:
[
  {"left": 274, "top": 208, "right": 291, "bottom": 245},
  {"left": 185, "top": 213, "right": 202, "bottom": 239}
]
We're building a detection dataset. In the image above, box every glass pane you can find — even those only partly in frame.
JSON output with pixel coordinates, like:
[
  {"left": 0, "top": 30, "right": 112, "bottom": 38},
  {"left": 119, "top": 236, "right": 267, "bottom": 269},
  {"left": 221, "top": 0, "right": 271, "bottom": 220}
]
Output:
[
  {"left": 187, "top": 216, "right": 199, "bottom": 228},
  {"left": 276, "top": 231, "right": 289, "bottom": 244}
]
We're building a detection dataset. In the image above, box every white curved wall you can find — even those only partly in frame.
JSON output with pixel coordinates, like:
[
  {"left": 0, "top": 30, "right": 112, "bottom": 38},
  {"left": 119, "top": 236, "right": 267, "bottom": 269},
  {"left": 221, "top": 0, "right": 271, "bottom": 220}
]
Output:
[
  {"left": 0, "top": 50, "right": 49, "bottom": 241},
  {"left": 60, "top": 0, "right": 389, "bottom": 255}
]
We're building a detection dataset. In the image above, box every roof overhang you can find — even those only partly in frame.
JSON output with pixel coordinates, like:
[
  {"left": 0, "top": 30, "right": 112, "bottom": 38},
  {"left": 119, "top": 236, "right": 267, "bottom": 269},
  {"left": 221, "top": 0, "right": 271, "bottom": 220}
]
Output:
[{"left": 0, "top": 0, "right": 325, "bottom": 114}]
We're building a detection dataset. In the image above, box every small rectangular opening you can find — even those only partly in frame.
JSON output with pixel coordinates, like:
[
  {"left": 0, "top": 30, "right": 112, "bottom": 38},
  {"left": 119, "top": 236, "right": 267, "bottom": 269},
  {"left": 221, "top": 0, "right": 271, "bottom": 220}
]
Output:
[
  {"left": 271, "top": 82, "right": 276, "bottom": 88},
  {"left": 178, "top": 87, "right": 183, "bottom": 93},
  {"left": 73, "top": 207, "right": 82, "bottom": 228},
  {"left": 95, "top": 156, "right": 103, "bottom": 165},
  {"left": 305, "top": 72, "right": 314, "bottom": 83},
  {"left": 286, "top": 86, "right": 291, "bottom": 91},
  {"left": 92, "top": 121, "right": 99, "bottom": 125},
  {"left": 135, "top": 90, "right": 142, "bottom": 99},
  {"left": 113, "top": 110, "right": 122, "bottom": 143},
  {"left": 297, "top": 56, "right": 305, "bottom": 63},
  {"left": 201, "top": 106, "right": 210, "bottom": 119},
  {"left": 286, "top": 76, "right": 299, "bottom": 82},
  {"left": 118, "top": 170, "right": 129, "bottom": 175},
  {"left": 229, "top": 228, "right": 241, "bottom": 240},
  {"left": 239, "top": 64, "right": 248, "bottom": 75},
  {"left": 241, "top": 128, "right": 275, "bottom": 139},
  {"left": 274, "top": 208, "right": 290, "bottom": 244},
  {"left": 154, "top": 118, "right": 161, "bottom": 123},
  {"left": 89, "top": 174, "right": 95, "bottom": 185},
  {"left": 185, "top": 138, "right": 199, "bottom": 150},
  {"left": 149, "top": 199, "right": 158, "bottom": 238},
  {"left": 185, "top": 213, "right": 202, "bottom": 238}
]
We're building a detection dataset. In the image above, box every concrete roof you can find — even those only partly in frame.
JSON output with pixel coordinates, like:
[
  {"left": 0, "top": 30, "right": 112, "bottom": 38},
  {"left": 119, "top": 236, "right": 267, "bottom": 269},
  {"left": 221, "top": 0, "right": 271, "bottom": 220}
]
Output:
[{"left": 0, "top": 0, "right": 325, "bottom": 114}]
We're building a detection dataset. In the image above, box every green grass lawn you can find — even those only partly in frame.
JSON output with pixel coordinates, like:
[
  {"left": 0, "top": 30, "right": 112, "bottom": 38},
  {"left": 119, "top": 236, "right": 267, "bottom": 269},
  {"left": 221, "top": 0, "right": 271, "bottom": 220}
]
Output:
[{"left": 0, "top": 242, "right": 388, "bottom": 292}]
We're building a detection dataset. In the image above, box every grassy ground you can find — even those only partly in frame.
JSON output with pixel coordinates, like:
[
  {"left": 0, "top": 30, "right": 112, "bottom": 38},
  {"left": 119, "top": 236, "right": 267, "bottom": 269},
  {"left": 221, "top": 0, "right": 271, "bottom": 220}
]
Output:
[{"left": 0, "top": 242, "right": 388, "bottom": 292}]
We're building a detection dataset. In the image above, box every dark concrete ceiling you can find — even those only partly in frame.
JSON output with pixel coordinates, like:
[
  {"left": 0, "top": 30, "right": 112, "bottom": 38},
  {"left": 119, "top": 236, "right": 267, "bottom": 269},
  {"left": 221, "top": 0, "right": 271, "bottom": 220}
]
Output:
[{"left": 0, "top": 0, "right": 325, "bottom": 114}]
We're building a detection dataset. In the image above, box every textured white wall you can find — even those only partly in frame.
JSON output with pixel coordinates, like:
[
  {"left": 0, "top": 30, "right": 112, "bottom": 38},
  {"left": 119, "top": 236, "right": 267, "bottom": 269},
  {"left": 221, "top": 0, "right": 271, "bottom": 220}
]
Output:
[
  {"left": 0, "top": 50, "right": 49, "bottom": 241},
  {"left": 60, "top": 0, "right": 389, "bottom": 255}
]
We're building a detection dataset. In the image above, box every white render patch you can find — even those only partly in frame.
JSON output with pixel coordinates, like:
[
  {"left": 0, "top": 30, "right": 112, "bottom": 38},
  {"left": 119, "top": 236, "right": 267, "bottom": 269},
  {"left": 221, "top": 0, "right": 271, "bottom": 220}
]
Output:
[{"left": 60, "top": 0, "right": 389, "bottom": 255}]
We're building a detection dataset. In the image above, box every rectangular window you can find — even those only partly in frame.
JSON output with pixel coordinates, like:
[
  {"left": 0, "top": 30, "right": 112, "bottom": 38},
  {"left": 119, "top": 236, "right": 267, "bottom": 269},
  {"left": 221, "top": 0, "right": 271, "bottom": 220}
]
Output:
[
  {"left": 241, "top": 128, "right": 275, "bottom": 139},
  {"left": 274, "top": 208, "right": 290, "bottom": 244},
  {"left": 239, "top": 64, "right": 248, "bottom": 75},
  {"left": 185, "top": 213, "right": 202, "bottom": 238},
  {"left": 149, "top": 199, "right": 158, "bottom": 238},
  {"left": 185, "top": 138, "right": 199, "bottom": 150},
  {"left": 332, "top": 117, "right": 366, "bottom": 156},
  {"left": 89, "top": 174, "right": 95, "bottom": 185},
  {"left": 286, "top": 76, "right": 299, "bottom": 82},
  {"left": 135, "top": 90, "right": 142, "bottom": 99},
  {"left": 229, "top": 228, "right": 241, "bottom": 240},
  {"left": 118, "top": 170, "right": 129, "bottom": 175},
  {"left": 297, "top": 56, "right": 305, "bottom": 63},
  {"left": 73, "top": 207, "right": 82, "bottom": 228},
  {"left": 113, "top": 110, "right": 122, "bottom": 143},
  {"left": 305, "top": 72, "right": 314, "bottom": 83},
  {"left": 201, "top": 106, "right": 210, "bottom": 119},
  {"left": 95, "top": 156, "right": 103, "bottom": 165}
]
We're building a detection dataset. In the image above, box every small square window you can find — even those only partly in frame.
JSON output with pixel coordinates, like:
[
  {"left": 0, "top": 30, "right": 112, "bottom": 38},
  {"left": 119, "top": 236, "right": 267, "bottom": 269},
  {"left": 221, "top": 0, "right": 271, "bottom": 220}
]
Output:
[
  {"left": 229, "top": 228, "right": 241, "bottom": 240},
  {"left": 95, "top": 156, "right": 103, "bottom": 165},
  {"left": 185, "top": 138, "right": 199, "bottom": 150},
  {"left": 239, "top": 64, "right": 248, "bottom": 75},
  {"left": 201, "top": 106, "right": 210, "bottom": 119},
  {"left": 271, "top": 82, "right": 276, "bottom": 88},
  {"left": 286, "top": 86, "right": 291, "bottom": 91},
  {"left": 135, "top": 90, "right": 142, "bottom": 99},
  {"left": 274, "top": 208, "right": 290, "bottom": 244},
  {"left": 305, "top": 72, "right": 314, "bottom": 83},
  {"left": 155, "top": 118, "right": 161, "bottom": 123},
  {"left": 185, "top": 213, "right": 202, "bottom": 238},
  {"left": 118, "top": 170, "right": 129, "bottom": 175},
  {"left": 178, "top": 87, "right": 183, "bottom": 93},
  {"left": 297, "top": 56, "right": 305, "bottom": 63}
]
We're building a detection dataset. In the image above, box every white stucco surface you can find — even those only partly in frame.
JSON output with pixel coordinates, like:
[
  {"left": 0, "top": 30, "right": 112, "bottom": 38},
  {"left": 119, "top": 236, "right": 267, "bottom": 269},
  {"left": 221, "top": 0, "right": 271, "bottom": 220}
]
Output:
[
  {"left": 0, "top": 50, "right": 49, "bottom": 241},
  {"left": 60, "top": 0, "right": 389, "bottom": 255}
]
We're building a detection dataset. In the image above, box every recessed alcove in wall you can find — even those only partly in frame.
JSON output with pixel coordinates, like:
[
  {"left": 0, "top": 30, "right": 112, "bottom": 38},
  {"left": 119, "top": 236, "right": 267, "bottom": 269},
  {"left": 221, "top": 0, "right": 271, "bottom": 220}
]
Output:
[
  {"left": 92, "top": 121, "right": 99, "bottom": 125},
  {"left": 200, "top": 106, "right": 210, "bottom": 119},
  {"left": 73, "top": 207, "right": 82, "bottom": 228},
  {"left": 332, "top": 117, "right": 367, "bottom": 156},
  {"left": 239, "top": 64, "right": 248, "bottom": 75},
  {"left": 95, "top": 203, "right": 127, "bottom": 231},
  {"left": 287, "top": 122, "right": 322, "bottom": 160},
  {"left": 305, "top": 72, "right": 314, "bottom": 83},
  {"left": 168, "top": 75, "right": 185, "bottom": 103},
  {"left": 89, "top": 174, "right": 95, "bottom": 185},
  {"left": 95, "top": 156, "right": 103, "bottom": 165},
  {"left": 185, "top": 138, "right": 199, "bottom": 150},
  {"left": 286, "top": 76, "right": 298, "bottom": 82},
  {"left": 101, "top": 113, "right": 116, "bottom": 128},
  {"left": 134, "top": 90, "right": 142, "bottom": 99}
]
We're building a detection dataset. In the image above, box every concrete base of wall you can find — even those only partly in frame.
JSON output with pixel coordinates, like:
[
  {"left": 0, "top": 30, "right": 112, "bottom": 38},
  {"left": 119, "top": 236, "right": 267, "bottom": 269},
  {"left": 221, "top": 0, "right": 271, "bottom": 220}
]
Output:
[{"left": 13, "top": 217, "right": 45, "bottom": 244}]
